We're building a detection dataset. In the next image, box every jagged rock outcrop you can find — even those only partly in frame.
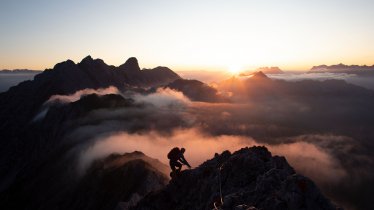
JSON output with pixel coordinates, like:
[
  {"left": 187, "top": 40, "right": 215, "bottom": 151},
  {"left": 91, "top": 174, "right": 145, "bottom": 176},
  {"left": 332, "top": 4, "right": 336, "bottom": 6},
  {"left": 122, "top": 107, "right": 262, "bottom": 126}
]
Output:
[
  {"left": 132, "top": 146, "right": 341, "bottom": 210},
  {"left": 119, "top": 57, "right": 142, "bottom": 72},
  {"left": 115, "top": 57, "right": 182, "bottom": 87}
]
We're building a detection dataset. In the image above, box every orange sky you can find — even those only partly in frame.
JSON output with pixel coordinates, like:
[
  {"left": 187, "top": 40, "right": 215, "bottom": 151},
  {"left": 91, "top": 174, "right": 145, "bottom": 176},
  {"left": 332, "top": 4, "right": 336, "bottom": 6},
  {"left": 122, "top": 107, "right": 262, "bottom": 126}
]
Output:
[{"left": 1, "top": 1, "right": 373, "bottom": 72}]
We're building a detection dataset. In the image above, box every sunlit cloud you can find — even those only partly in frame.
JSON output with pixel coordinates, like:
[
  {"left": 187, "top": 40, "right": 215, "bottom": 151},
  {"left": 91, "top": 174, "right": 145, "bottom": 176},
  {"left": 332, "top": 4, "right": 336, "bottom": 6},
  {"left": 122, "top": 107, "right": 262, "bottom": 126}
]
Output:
[{"left": 47, "top": 86, "right": 120, "bottom": 104}]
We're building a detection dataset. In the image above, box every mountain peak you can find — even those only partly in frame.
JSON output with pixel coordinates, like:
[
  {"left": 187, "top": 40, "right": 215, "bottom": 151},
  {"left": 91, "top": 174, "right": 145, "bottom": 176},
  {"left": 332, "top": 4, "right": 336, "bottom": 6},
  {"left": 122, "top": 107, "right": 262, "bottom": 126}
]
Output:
[
  {"left": 251, "top": 71, "right": 268, "bottom": 79},
  {"left": 119, "top": 57, "right": 141, "bottom": 72},
  {"left": 79, "top": 55, "right": 108, "bottom": 68},
  {"left": 256, "top": 66, "right": 284, "bottom": 74},
  {"left": 53, "top": 59, "right": 76, "bottom": 70},
  {"left": 80, "top": 55, "right": 94, "bottom": 64}
]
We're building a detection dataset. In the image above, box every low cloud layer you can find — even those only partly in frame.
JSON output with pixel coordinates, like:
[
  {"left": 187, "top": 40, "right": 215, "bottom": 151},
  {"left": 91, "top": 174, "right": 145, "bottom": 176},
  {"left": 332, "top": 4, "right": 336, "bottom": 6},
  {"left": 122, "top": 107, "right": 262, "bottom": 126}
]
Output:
[
  {"left": 132, "top": 87, "right": 190, "bottom": 108},
  {"left": 33, "top": 86, "right": 120, "bottom": 122},
  {"left": 77, "top": 128, "right": 348, "bottom": 188},
  {"left": 47, "top": 86, "right": 120, "bottom": 104}
]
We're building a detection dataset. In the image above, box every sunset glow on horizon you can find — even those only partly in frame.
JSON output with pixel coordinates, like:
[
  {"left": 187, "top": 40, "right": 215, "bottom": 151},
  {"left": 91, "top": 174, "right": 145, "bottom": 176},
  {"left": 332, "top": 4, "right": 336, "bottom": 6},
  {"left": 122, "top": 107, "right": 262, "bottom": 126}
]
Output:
[{"left": 1, "top": 0, "right": 373, "bottom": 71}]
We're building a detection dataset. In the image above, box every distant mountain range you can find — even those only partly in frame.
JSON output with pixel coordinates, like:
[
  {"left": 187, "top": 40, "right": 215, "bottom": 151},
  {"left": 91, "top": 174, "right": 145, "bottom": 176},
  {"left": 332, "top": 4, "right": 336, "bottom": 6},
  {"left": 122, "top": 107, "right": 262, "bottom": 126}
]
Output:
[
  {"left": 309, "top": 63, "right": 374, "bottom": 74},
  {"left": 217, "top": 71, "right": 374, "bottom": 103},
  {"left": 0, "top": 69, "right": 42, "bottom": 92},
  {"left": 0, "top": 69, "right": 41, "bottom": 74}
]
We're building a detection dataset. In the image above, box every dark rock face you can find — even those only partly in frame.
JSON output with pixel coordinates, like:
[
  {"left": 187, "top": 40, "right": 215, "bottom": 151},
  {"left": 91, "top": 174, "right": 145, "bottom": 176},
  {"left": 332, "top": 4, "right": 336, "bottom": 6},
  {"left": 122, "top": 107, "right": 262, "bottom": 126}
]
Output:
[
  {"left": 119, "top": 63, "right": 181, "bottom": 87},
  {"left": 119, "top": 57, "right": 141, "bottom": 72},
  {"left": 141, "top": 67, "right": 180, "bottom": 85},
  {"left": 132, "top": 146, "right": 340, "bottom": 210}
]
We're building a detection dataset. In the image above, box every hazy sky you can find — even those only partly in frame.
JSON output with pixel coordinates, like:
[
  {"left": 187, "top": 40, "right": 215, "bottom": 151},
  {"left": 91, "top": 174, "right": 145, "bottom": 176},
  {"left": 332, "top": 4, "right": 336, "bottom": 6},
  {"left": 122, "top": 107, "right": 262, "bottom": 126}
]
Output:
[{"left": 1, "top": 0, "right": 373, "bottom": 71}]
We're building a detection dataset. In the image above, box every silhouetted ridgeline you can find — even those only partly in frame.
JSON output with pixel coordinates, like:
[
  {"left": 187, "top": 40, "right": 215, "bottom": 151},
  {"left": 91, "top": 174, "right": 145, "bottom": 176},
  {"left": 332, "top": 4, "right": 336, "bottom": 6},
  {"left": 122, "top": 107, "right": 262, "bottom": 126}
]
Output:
[{"left": 0, "top": 56, "right": 180, "bottom": 145}]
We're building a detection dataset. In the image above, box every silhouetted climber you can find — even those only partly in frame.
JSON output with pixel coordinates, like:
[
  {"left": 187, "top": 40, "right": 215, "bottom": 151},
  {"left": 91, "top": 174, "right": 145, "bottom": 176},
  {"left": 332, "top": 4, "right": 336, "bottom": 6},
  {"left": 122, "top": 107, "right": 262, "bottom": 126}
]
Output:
[{"left": 167, "top": 147, "right": 191, "bottom": 178}]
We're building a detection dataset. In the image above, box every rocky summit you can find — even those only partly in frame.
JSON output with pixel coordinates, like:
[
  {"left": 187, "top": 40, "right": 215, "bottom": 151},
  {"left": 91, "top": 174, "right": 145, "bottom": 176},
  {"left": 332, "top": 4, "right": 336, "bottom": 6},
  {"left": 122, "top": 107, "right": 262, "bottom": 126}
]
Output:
[{"left": 131, "top": 146, "right": 341, "bottom": 210}]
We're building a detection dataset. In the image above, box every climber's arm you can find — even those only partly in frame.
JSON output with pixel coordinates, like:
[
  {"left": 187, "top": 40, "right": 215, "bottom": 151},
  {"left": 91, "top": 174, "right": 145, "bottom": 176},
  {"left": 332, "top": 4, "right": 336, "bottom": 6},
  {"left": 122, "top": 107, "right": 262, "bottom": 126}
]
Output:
[{"left": 179, "top": 155, "right": 191, "bottom": 168}]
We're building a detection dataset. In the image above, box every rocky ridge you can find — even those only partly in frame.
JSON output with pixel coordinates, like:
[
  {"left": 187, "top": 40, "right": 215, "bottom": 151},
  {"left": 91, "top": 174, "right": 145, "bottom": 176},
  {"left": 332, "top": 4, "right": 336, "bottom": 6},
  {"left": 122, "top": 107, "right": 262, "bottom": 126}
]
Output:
[{"left": 132, "top": 146, "right": 341, "bottom": 210}]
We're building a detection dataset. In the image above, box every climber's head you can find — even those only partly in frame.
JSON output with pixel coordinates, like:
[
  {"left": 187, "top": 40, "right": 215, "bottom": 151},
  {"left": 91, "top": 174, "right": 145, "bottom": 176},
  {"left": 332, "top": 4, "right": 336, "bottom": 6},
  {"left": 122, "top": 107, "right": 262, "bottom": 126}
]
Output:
[{"left": 181, "top": 148, "right": 186, "bottom": 153}]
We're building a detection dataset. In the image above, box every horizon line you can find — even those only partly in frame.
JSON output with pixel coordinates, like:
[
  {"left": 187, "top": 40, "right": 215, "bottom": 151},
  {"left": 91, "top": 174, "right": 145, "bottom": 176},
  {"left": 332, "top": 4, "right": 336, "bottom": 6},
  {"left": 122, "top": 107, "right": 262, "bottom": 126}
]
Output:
[{"left": 1, "top": 55, "right": 374, "bottom": 72}]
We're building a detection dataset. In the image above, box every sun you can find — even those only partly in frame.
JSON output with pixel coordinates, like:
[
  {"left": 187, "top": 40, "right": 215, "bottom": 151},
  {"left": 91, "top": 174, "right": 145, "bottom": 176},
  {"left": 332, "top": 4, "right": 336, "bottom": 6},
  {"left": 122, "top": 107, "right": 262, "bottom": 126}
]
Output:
[{"left": 227, "top": 64, "right": 242, "bottom": 75}]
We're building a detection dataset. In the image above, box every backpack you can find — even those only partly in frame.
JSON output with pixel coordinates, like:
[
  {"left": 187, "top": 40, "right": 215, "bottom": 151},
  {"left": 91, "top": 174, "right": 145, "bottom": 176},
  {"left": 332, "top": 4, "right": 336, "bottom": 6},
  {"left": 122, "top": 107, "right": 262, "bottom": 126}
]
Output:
[{"left": 167, "top": 147, "right": 180, "bottom": 160}]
